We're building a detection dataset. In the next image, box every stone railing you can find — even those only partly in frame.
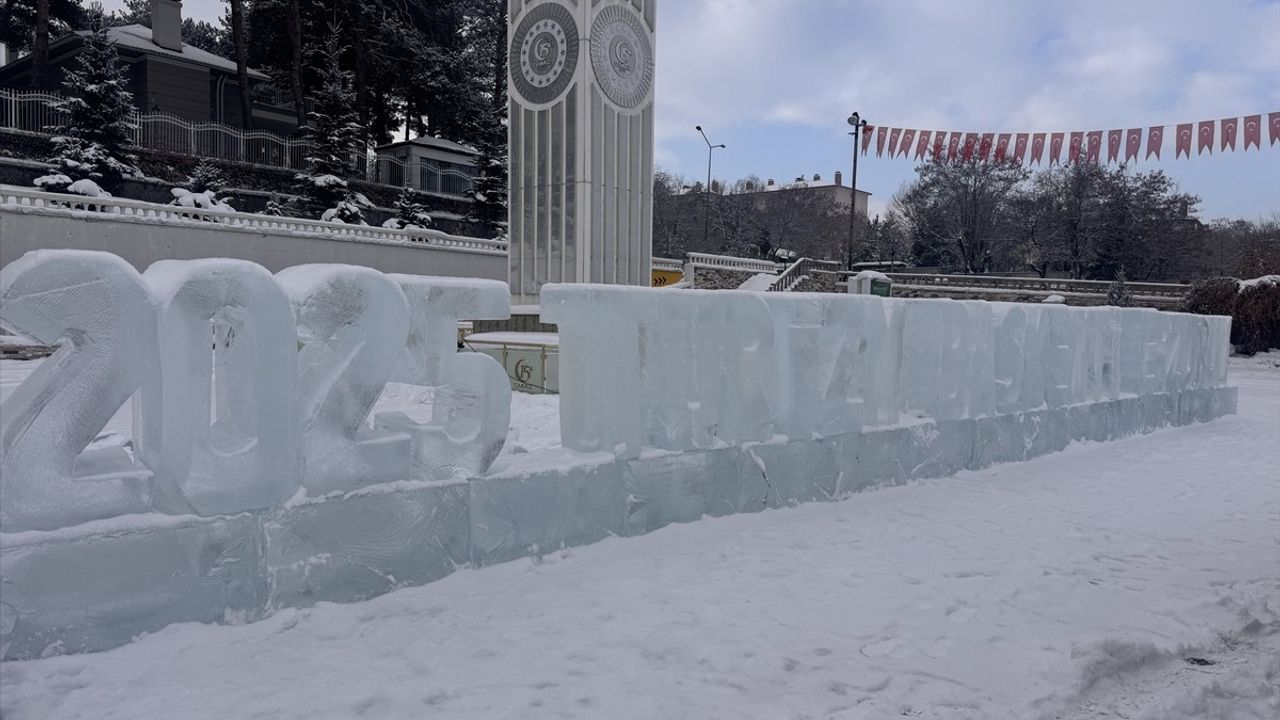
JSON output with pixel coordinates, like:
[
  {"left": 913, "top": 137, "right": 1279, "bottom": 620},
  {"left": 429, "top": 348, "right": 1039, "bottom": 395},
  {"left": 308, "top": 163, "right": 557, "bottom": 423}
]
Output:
[
  {"left": 769, "top": 258, "right": 842, "bottom": 292},
  {"left": 686, "top": 252, "right": 778, "bottom": 273},
  {"left": 885, "top": 272, "right": 1191, "bottom": 299},
  {"left": 0, "top": 185, "right": 506, "bottom": 255},
  {"left": 652, "top": 256, "right": 685, "bottom": 272}
]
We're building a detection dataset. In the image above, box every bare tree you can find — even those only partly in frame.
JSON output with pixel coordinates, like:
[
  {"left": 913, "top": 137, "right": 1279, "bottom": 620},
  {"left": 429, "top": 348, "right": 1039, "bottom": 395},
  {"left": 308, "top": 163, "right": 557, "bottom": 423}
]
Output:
[{"left": 893, "top": 157, "right": 1029, "bottom": 274}]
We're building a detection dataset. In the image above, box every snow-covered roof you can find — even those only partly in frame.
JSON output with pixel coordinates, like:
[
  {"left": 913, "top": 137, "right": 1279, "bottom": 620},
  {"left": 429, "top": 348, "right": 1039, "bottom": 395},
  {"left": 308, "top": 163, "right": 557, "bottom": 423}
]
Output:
[
  {"left": 79, "top": 25, "right": 268, "bottom": 80},
  {"left": 380, "top": 136, "right": 481, "bottom": 157}
]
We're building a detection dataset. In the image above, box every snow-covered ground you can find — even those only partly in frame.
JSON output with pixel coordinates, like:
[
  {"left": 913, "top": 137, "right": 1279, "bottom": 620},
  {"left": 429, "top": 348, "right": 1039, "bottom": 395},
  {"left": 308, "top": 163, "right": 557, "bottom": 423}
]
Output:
[{"left": 1, "top": 357, "right": 1277, "bottom": 719}]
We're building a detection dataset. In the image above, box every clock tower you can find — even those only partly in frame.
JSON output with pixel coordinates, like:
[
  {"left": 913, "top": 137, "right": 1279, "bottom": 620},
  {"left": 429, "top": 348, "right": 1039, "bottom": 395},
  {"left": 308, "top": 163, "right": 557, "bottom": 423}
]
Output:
[{"left": 507, "top": 0, "right": 657, "bottom": 305}]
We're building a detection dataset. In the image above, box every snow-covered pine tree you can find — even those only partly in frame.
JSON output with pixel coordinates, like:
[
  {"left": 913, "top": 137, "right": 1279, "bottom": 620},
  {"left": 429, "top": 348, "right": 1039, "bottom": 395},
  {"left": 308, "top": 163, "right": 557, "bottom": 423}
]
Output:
[
  {"left": 295, "top": 31, "right": 368, "bottom": 224},
  {"left": 1107, "top": 268, "right": 1134, "bottom": 307},
  {"left": 263, "top": 194, "right": 290, "bottom": 216},
  {"left": 38, "top": 6, "right": 139, "bottom": 194},
  {"left": 384, "top": 185, "right": 433, "bottom": 230},
  {"left": 185, "top": 158, "right": 226, "bottom": 193},
  {"left": 469, "top": 131, "right": 507, "bottom": 238}
]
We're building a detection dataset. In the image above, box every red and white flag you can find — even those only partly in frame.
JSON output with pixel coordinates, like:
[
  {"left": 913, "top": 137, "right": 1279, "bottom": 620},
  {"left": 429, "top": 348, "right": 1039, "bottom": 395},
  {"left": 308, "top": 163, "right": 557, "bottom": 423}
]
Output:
[
  {"left": 962, "top": 133, "right": 977, "bottom": 161},
  {"left": 914, "top": 130, "right": 932, "bottom": 160},
  {"left": 978, "top": 133, "right": 995, "bottom": 161},
  {"left": 887, "top": 128, "right": 902, "bottom": 157},
  {"left": 898, "top": 129, "right": 916, "bottom": 158},
  {"left": 1068, "top": 132, "right": 1084, "bottom": 163},
  {"left": 1031, "top": 133, "right": 1047, "bottom": 164},
  {"left": 876, "top": 126, "right": 888, "bottom": 157},
  {"left": 947, "top": 132, "right": 962, "bottom": 161},
  {"left": 1220, "top": 118, "right": 1238, "bottom": 152},
  {"left": 1049, "top": 133, "right": 1065, "bottom": 164},
  {"left": 1243, "top": 115, "right": 1262, "bottom": 150},
  {"left": 1147, "top": 126, "right": 1164, "bottom": 160},
  {"left": 1269, "top": 112, "right": 1280, "bottom": 145},
  {"left": 1086, "top": 131, "right": 1103, "bottom": 163},
  {"left": 1197, "top": 121, "right": 1214, "bottom": 155},
  {"left": 1107, "top": 130, "right": 1123, "bottom": 163},
  {"left": 1014, "top": 133, "right": 1029, "bottom": 164},
  {"left": 932, "top": 131, "right": 946, "bottom": 160},
  {"left": 995, "top": 133, "right": 1011, "bottom": 162},
  {"left": 1125, "top": 129, "right": 1142, "bottom": 162},
  {"left": 1175, "top": 123, "right": 1193, "bottom": 158},
  {"left": 861, "top": 126, "right": 875, "bottom": 155}
]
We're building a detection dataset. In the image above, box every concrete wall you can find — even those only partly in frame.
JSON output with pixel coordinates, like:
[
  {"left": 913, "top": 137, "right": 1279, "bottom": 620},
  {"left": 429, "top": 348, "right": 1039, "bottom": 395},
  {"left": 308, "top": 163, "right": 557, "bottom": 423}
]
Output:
[{"left": 0, "top": 208, "right": 506, "bottom": 280}]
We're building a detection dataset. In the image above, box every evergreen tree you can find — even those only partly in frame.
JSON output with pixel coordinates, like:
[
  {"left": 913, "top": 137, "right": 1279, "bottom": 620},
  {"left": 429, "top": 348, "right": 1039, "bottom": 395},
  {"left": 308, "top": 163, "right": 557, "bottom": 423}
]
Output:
[
  {"left": 1107, "top": 268, "right": 1134, "bottom": 307},
  {"left": 385, "top": 185, "right": 434, "bottom": 230},
  {"left": 185, "top": 159, "right": 226, "bottom": 193},
  {"left": 469, "top": 132, "right": 506, "bottom": 237},
  {"left": 41, "top": 6, "right": 139, "bottom": 192},
  {"left": 263, "top": 193, "right": 290, "bottom": 216},
  {"left": 295, "top": 32, "right": 368, "bottom": 223},
  {"left": 0, "top": 0, "right": 86, "bottom": 89}
]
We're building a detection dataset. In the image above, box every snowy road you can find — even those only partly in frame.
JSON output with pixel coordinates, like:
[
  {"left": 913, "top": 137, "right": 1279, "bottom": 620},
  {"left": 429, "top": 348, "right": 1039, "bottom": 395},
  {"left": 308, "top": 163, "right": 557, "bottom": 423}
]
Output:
[{"left": 2, "top": 358, "right": 1278, "bottom": 719}]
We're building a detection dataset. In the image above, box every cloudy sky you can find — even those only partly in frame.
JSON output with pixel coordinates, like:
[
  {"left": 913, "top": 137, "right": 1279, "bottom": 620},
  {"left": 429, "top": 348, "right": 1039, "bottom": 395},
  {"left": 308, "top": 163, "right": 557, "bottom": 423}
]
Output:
[{"left": 105, "top": 0, "right": 1280, "bottom": 219}]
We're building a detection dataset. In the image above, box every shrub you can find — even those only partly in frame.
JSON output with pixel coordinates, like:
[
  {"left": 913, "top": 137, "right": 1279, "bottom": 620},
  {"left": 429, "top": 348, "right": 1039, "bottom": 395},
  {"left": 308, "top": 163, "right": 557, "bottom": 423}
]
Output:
[
  {"left": 1232, "top": 277, "right": 1280, "bottom": 356},
  {"left": 1183, "top": 277, "right": 1239, "bottom": 318}
]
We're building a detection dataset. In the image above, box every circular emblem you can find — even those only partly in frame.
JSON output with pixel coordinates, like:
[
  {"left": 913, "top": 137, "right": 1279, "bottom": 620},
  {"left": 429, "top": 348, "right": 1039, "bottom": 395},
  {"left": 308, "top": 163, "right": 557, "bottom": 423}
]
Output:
[
  {"left": 590, "top": 5, "right": 654, "bottom": 110},
  {"left": 510, "top": 4, "right": 579, "bottom": 106}
]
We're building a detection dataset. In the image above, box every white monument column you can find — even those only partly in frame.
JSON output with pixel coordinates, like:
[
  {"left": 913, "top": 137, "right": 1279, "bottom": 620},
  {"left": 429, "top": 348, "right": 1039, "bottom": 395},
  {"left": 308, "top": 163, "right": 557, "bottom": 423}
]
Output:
[{"left": 507, "top": 0, "right": 656, "bottom": 305}]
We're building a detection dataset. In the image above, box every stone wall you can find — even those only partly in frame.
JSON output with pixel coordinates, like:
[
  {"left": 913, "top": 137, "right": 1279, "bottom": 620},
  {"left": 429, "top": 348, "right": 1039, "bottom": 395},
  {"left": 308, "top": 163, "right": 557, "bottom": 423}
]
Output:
[{"left": 691, "top": 265, "right": 773, "bottom": 290}]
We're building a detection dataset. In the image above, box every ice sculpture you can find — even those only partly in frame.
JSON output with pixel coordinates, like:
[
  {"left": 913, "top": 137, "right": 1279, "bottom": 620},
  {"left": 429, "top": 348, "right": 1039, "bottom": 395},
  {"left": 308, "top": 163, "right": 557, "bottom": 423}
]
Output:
[
  {"left": 137, "top": 259, "right": 301, "bottom": 516},
  {"left": 376, "top": 275, "right": 511, "bottom": 481},
  {"left": 0, "top": 250, "right": 156, "bottom": 532},
  {"left": 278, "top": 265, "right": 413, "bottom": 494}
]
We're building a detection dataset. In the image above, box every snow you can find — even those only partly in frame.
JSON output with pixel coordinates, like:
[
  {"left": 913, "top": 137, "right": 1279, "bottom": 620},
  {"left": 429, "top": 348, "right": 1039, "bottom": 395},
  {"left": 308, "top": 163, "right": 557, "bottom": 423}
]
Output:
[
  {"left": 737, "top": 272, "right": 777, "bottom": 291},
  {"left": 1, "top": 356, "right": 1273, "bottom": 720},
  {"left": 464, "top": 331, "right": 561, "bottom": 348},
  {"left": 853, "top": 269, "right": 891, "bottom": 282},
  {"left": 65, "top": 179, "right": 109, "bottom": 198},
  {"left": 169, "top": 188, "right": 234, "bottom": 213},
  {"left": 1044, "top": 293, "right": 1067, "bottom": 303},
  {"left": 1240, "top": 275, "right": 1280, "bottom": 289}
]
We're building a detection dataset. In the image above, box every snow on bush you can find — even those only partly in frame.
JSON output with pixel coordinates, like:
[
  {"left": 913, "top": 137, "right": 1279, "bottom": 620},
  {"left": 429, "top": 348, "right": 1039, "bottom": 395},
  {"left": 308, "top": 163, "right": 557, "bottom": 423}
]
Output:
[
  {"left": 1184, "top": 275, "right": 1280, "bottom": 355},
  {"left": 1043, "top": 294, "right": 1066, "bottom": 304},
  {"left": 67, "top": 179, "right": 111, "bottom": 198},
  {"left": 170, "top": 188, "right": 233, "bottom": 213},
  {"left": 383, "top": 186, "right": 433, "bottom": 230}
]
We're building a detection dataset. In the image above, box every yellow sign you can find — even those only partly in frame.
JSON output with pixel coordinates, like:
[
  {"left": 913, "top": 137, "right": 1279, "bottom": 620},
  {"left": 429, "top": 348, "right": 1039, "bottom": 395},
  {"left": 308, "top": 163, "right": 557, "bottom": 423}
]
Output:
[{"left": 652, "top": 269, "right": 682, "bottom": 287}]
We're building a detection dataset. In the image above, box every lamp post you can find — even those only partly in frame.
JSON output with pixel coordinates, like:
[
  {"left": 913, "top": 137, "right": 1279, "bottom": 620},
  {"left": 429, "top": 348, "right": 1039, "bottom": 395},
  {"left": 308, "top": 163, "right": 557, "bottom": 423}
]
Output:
[
  {"left": 846, "top": 112, "right": 867, "bottom": 271},
  {"left": 696, "top": 125, "right": 725, "bottom": 250}
]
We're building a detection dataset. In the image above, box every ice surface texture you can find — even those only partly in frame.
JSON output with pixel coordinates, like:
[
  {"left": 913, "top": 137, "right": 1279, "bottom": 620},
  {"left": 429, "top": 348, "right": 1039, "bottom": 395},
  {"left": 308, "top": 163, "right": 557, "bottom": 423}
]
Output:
[
  {"left": 0, "top": 251, "right": 512, "bottom": 532},
  {"left": 541, "top": 285, "right": 1232, "bottom": 459}
]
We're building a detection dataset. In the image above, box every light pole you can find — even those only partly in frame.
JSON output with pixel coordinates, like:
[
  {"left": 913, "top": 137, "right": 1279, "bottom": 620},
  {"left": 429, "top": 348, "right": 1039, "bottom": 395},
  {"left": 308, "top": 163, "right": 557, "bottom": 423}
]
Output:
[
  {"left": 846, "top": 112, "right": 867, "bottom": 271},
  {"left": 696, "top": 125, "right": 725, "bottom": 250}
]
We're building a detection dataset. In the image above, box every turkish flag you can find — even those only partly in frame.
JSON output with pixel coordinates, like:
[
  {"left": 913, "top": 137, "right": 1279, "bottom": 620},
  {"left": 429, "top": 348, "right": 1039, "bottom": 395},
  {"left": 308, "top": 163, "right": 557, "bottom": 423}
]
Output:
[
  {"left": 947, "top": 132, "right": 961, "bottom": 161},
  {"left": 932, "top": 131, "right": 946, "bottom": 160},
  {"left": 962, "top": 133, "right": 977, "bottom": 161},
  {"left": 995, "top": 133, "right": 1011, "bottom": 162},
  {"left": 861, "top": 125, "right": 875, "bottom": 155},
  {"left": 887, "top": 128, "right": 902, "bottom": 157},
  {"left": 915, "top": 130, "right": 932, "bottom": 160},
  {"left": 1175, "top": 123, "right": 1193, "bottom": 158},
  {"left": 1269, "top": 112, "right": 1280, "bottom": 145},
  {"left": 1125, "top": 129, "right": 1142, "bottom": 162},
  {"left": 977, "top": 133, "right": 994, "bottom": 161},
  {"left": 1147, "top": 126, "right": 1164, "bottom": 160},
  {"left": 1243, "top": 115, "right": 1262, "bottom": 150},
  {"left": 898, "top": 129, "right": 916, "bottom": 158},
  {"left": 1197, "top": 121, "right": 1214, "bottom": 155},
  {"left": 1220, "top": 118, "right": 1238, "bottom": 152},
  {"left": 1068, "top": 132, "right": 1084, "bottom": 163},
  {"left": 1031, "top": 133, "right": 1047, "bottom": 164},
  {"left": 876, "top": 126, "right": 888, "bottom": 157},
  {"left": 1013, "top": 133, "right": 1029, "bottom": 164},
  {"left": 1107, "top": 130, "right": 1122, "bottom": 163},
  {"left": 1086, "top": 131, "right": 1103, "bottom": 163},
  {"left": 1049, "top": 133, "right": 1064, "bottom": 164}
]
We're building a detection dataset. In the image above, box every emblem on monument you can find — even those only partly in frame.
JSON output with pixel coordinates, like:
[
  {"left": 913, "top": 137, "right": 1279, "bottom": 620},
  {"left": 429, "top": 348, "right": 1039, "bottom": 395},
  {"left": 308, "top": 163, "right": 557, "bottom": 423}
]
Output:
[
  {"left": 510, "top": 3, "right": 579, "bottom": 105},
  {"left": 590, "top": 5, "right": 654, "bottom": 110}
]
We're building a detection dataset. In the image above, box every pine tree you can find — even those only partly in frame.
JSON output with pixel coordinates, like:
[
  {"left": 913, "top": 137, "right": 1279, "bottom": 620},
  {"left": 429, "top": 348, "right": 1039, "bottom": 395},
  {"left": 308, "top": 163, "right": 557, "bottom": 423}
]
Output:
[
  {"left": 40, "top": 6, "right": 139, "bottom": 193},
  {"left": 385, "top": 185, "right": 433, "bottom": 230},
  {"left": 263, "top": 194, "right": 290, "bottom": 216},
  {"left": 469, "top": 130, "right": 507, "bottom": 238},
  {"left": 295, "top": 31, "right": 368, "bottom": 223},
  {"left": 1107, "top": 268, "right": 1134, "bottom": 307},
  {"left": 185, "top": 159, "right": 226, "bottom": 194}
]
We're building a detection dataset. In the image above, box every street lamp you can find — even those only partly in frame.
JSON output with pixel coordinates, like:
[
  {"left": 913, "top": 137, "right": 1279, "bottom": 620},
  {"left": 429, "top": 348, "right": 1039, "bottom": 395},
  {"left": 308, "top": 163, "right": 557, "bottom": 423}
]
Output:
[
  {"left": 846, "top": 112, "right": 868, "bottom": 271},
  {"left": 696, "top": 125, "right": 725, "bottom": 250}
]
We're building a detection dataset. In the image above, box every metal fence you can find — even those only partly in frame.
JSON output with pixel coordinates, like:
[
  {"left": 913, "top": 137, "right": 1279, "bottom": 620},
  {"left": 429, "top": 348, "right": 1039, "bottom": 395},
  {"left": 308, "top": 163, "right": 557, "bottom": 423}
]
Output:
[{"left": 0, "top": 89, "right": 476, "bottom": 200}]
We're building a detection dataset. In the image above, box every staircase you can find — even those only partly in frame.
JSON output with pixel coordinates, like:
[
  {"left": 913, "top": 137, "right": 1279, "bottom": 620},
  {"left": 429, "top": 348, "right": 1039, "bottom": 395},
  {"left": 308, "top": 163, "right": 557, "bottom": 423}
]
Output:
[{"left": 767, "top": 258, "right": 843, "bottom": 293}]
